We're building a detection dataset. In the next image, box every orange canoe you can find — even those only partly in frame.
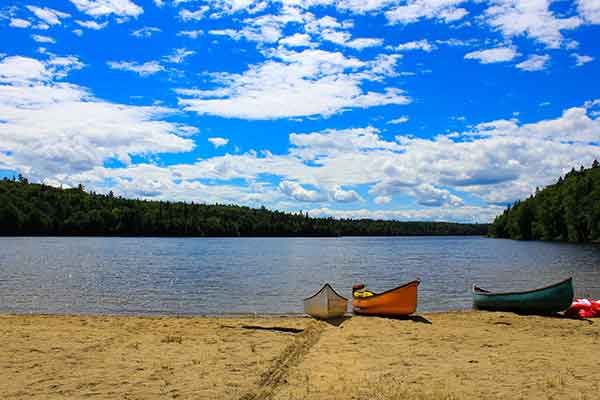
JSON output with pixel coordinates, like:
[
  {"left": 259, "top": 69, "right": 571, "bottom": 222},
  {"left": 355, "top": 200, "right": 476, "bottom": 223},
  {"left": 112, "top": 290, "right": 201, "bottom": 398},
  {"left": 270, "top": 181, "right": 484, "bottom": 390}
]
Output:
[{"left": 352, "top": 280, "right": 420, "bottom": 316}]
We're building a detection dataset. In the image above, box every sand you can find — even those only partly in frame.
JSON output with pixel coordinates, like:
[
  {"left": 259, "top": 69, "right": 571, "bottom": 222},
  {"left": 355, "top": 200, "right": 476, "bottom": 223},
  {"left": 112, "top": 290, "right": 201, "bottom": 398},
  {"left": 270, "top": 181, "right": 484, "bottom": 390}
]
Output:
[{"left": 1, "top": 312, "right": 598, "bottom": 400}]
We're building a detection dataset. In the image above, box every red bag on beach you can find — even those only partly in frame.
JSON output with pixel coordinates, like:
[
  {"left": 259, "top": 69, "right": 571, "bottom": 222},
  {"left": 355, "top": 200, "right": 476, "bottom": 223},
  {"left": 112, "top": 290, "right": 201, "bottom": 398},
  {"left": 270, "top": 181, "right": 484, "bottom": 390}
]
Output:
[{"left": 565, "top": 299, "right": 600, "bottom": 318}]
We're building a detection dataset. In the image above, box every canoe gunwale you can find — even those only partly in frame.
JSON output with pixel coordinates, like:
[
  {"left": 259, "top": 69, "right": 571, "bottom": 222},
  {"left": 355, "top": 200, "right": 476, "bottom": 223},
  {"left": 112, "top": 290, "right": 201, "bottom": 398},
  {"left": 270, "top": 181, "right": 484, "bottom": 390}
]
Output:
[
  {"left": 355, "top": 280, "right": 421, "bottom": 299},
  {"left": 303, "top": 283, "right": 348, "bottom": 302},
  {"left": 471, "top": 277, "right": 572, "bottom": 297}
]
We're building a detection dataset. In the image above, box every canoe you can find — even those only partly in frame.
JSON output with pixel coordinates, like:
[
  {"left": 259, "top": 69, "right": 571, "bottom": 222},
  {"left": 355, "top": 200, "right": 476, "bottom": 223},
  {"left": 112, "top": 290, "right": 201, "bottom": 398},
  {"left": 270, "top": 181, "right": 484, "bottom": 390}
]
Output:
[
  {"left": 352, "top": 280, "right": 420, "bottom": 316},
  {"left": 303, "top": 283, "right": 348, "bottom": 320},
  {"left": 472, "top": 277, "right": 574, "bottom": 314}
]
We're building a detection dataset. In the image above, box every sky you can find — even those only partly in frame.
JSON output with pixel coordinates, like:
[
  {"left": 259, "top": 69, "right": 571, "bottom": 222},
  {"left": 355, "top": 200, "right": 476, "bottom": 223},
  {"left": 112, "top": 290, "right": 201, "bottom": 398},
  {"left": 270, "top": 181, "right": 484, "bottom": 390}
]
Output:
[{"left": 0, "top": 0, "right": 599, "bottom": 223}]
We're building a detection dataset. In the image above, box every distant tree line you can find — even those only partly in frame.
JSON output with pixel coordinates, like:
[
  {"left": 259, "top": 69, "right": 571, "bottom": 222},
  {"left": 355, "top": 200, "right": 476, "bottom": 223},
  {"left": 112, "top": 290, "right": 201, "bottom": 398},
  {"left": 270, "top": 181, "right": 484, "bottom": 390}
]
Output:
[
  {"left": 489, "top": 160, "right": 600, "bottom": 243},
  {"left": 0, "top": 178, "right": 487, "bottom": 237}
]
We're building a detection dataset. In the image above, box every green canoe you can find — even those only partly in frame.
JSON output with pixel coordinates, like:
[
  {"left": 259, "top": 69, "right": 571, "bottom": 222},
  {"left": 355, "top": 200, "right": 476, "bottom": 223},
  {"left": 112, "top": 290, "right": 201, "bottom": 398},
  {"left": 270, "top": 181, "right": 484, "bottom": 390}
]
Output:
[{"left": 472, "top": 277, "right": 574, "bottom": 314}]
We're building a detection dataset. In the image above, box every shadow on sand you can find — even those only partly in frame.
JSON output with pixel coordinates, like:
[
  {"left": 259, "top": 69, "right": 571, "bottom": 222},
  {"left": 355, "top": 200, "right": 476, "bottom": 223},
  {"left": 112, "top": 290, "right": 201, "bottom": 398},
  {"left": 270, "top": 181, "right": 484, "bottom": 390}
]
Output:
[
  {"left": 321, "top": 315, "right": 352, "bottom": 327},
  {"left": 481, "top": 309, "right": 594, "bottom": 325},
  {"left": 353, "top": 314, "right": 432, "bottom": 324},
  {"left": 220, "top": 324, "right": 305, "bottom": 334},
  {"left": 515, "top": 311, "right": 594, "bottom": 325}
]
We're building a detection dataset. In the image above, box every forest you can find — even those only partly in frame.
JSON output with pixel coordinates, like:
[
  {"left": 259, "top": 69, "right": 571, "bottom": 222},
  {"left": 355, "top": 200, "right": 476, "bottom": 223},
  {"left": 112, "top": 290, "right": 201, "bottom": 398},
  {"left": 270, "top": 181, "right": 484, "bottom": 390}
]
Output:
[
  {"left": 489, "top": 161, "right": 600, "bottom": 243},
  {"left": 0, "top": 177, "right": 487, "bottom": 237}
]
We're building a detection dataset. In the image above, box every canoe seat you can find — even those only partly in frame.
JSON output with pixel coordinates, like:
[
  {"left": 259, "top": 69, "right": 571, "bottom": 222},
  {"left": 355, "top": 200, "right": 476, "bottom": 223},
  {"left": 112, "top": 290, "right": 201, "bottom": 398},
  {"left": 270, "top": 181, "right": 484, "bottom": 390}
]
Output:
[{"left": 353, "top": 290, "right": 374, "bottom": 298}]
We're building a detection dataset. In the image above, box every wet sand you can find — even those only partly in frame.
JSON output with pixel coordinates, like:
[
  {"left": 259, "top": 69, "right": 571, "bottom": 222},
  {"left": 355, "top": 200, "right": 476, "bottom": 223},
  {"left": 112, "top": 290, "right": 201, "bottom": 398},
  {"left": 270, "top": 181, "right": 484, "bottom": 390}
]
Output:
[{"left": 1, "top": 311, "right": 598, "bottom": 399}]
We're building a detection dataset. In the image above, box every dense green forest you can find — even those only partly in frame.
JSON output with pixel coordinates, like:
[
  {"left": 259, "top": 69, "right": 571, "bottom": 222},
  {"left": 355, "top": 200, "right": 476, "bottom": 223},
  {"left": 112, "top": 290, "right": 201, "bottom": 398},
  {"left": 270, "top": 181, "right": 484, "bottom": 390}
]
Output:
[
  {"left": 0, "top": 178, "right": 487, "bottom": 237},
  {"left": 489, "top": 161, "right": 600, "bottom": 243}
]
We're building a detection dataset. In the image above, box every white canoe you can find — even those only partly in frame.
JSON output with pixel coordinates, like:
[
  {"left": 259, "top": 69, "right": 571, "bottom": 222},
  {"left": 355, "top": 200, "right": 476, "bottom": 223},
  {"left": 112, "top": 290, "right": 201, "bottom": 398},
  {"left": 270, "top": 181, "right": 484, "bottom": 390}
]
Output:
[{"left": 303, "top": 283, "right": 348, "bottom": 320}]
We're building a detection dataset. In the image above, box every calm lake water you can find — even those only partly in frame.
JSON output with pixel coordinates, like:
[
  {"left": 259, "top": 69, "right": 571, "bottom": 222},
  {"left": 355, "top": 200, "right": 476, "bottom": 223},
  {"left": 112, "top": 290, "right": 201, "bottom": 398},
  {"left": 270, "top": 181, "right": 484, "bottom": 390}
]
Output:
[{"left": 1, "top": 236, "right": 599, "bottom": 315}]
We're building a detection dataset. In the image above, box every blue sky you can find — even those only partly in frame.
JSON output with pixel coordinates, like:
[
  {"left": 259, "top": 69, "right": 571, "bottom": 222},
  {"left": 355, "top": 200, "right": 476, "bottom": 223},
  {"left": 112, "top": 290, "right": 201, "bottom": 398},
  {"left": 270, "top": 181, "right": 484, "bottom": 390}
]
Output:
[{"left": 1, "top": 0, "right": 599, "bottom": 222}]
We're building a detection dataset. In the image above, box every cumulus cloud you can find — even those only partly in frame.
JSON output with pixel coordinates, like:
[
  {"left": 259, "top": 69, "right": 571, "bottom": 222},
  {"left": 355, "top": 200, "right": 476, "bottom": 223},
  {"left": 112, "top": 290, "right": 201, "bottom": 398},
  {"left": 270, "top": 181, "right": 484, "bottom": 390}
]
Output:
[
  {"left": 374, "top": 195, "right": 392, "bottom": 205},
  {"left": 576, "top": 0, "right": 600, "bottom": 24},
  {"left": 131, "top": 26, "right": 161, "bottom": 37},
  {"left": 9, "top": 18, "right": 32, "bottom": 28},
  {"left": 319, "top": 28, "right": 383, "bottom": 49},
  {"left": 68, "top": 0, "right": 143, "bottom": 18},
  {"left": 31, "top": 35, "right": 56, "bottom": 44},
  {"left": 75, "top": 20, "right": 109, "bottom": 30},
  {"left": 107, "top": 60, "right": 164, "bottom": 76},
  {"left": 163, "top": 48, "right": 195, "bottom": 64},
  {"left": 208, "top": 137, "right": 229, "bottom": 148},
  {"left": 330, "top": 186, "right": 362, "bottom": 202},
  {"left": 279, "top": 33, "right": 313, "bottom": 47},
  {"left": 30, "top": 99, "right": 600, "bottom": 222},
  {"left": 177, "top": 48, "right": 409, "bottom": 119},
  {"left": 0, "top": 55, "right": 196, "bottom": 180},
  {"left": 279, "top": 181, "right": 328, "bottom": 202},
  {"left": 386, "top": 0, "right": 468, "bottom": 24},
  {"left": 516, "top": 54, "right": 550, "bottom": 71},
  {"left": 483, "top": 0, "right": 581, "bottom": 48},
  {"left": 464, "top": 47, "right": 519, "bottom": 64},
  {"left": 307, "top": 205, "right": 503, "bottom": 223},
  {"left": 177, "top": 30, "right": 203, "bottom": 39},
  {"left": 388, "top": 116, "right": 409, "bottom": 124},
  {"left": 572, "top": 53, "right": 594, "bottom": 67},
  {"left": 392, "top": 39, "right": 436, "bottom": 52},
  {"left": 180, "top": 6, "right": 209, "bottom": 21},
  {"left": 26, "top": 6, "right": 70, "bottom": 25}
]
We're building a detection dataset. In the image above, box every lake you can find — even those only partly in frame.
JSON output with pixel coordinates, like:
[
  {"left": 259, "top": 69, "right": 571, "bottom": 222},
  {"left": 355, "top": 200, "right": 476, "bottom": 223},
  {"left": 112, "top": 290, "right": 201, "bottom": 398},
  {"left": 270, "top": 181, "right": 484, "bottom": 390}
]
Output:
[{"left": 1, "top": 236, "right": 599, "bottom": 316}]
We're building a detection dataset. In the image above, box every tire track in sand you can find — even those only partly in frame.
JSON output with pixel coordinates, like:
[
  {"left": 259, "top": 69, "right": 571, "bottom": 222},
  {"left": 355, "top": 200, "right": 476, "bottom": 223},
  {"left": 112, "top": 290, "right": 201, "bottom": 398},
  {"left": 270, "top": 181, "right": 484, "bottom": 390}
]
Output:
[{"left": 239, "top": 321, "right": 324, "bottom": 400}]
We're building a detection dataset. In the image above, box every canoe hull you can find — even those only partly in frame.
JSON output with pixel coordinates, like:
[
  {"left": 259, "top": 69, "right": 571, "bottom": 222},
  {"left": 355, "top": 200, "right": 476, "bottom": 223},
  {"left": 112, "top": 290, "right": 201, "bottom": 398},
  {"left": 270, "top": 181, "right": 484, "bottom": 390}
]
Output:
[
  {"left": 352, "top": 280, "right": 420, "bottom": 316},
  {"left": 303, "top": 284, "right": 348, "bottom": 320},
  {"left": 472, "top": 277, "right": 574, "bottom": 314}
]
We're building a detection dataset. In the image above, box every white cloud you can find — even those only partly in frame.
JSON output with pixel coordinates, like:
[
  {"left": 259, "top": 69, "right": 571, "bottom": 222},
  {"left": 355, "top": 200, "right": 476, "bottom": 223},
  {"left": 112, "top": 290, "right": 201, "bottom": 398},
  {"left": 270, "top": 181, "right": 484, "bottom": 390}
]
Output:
[
  {"left": 320, "top": 29, "right": 383, "bottom": 49},
  {"left": 0, "top": 55, "right": 195, "bottom": 179},
  {"left": 515, "top": 54, "right": 550, "bottom": 71},
  {"left": 164, "top": 48, "right": 195, "bottom": 64},
  {"left": 392, "top": 39, "right": 436, "bottom": 52},
  {"left": 336, "top": 0, "right": 397, "bottom": 13},
  {"left": 289, "top": 126, "right": 403, "bottom": 159},
  {"left": 208, "top": 137, "right": 229, "bottom": 148},
  {"left": 484, "top": 0, "right": 582, "bottom": 48},
  {"left": 75, "top": 20, "right": 109, "bottom": 30},
  {"left": 0, "top": 56, "right": 50, "bottom": 84},
  {"left": 307, "top": 205, "right": 501, "bottom": 223},
  {"left": 386, "top": 0, "right": 468, "bottom": 24},
  {"left": 131, "top": 26, "right": 161, "bottom": 37},
  {"left": 572, "top": 53, "right": 594, "bottom": 67},
  {"left": 577, "top": 0, "right": 600, "bottom": 24},
  {"left": 26, "top": 6, "right": 70, "bottom": 25},
  {"left": 107, "top": 60, "right": 164, "bottom": 76},
  {"left": 279, "top": 33, "right": 313, "bottom": 47},
  {"left": 279, "top": 181, "right": 328, "bottom": 202},
  {"left": 374, "top": 195, "right": 392, "bottom": 205},
  {"left": 9, "top": 18, "right": 32, "bottom": 28},
  {"left": 46, "top": 55, "right": 86, "bottom": 78},
  {"left": 180, "top": 6, "right": 209, "bottom": 21},
  {"left": 68, "top": 0, "right": 143, "bottom": 18},
  {"left": 209, "top": 23, "right": 283, "bottom": 44},
  {"left": 33, "top": 23, "right": 50, "bottom": 30},
  {"left": 25, "top": 100, "right": 599, "bottom": 222},
  {"left": 330, "top": 186, "right": 362, "bottom": 203},
  {"left": 31, "top": 35, "right": 56, "bottom": 44},
  {"left": 177, "top": 30, "right": 203, "bottom": 39},
  {"left": 73, "top": 29, "right": 84, "bottom": 36},
  {"left": 388, "top": 116, "right": 408, "bottom": 124},
  {"left": 464, "top": 47, "right": 519, "bottom": 64},
  {"left": 177, "top": 48, "right": 409, "bottom": 119}
]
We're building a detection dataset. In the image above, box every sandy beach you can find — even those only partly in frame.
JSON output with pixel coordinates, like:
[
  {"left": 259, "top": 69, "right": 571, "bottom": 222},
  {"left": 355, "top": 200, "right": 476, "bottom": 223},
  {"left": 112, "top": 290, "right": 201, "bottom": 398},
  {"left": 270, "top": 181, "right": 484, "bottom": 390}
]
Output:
[{"left": 1, "top": 311, "right": 598, "bottom": 400}]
